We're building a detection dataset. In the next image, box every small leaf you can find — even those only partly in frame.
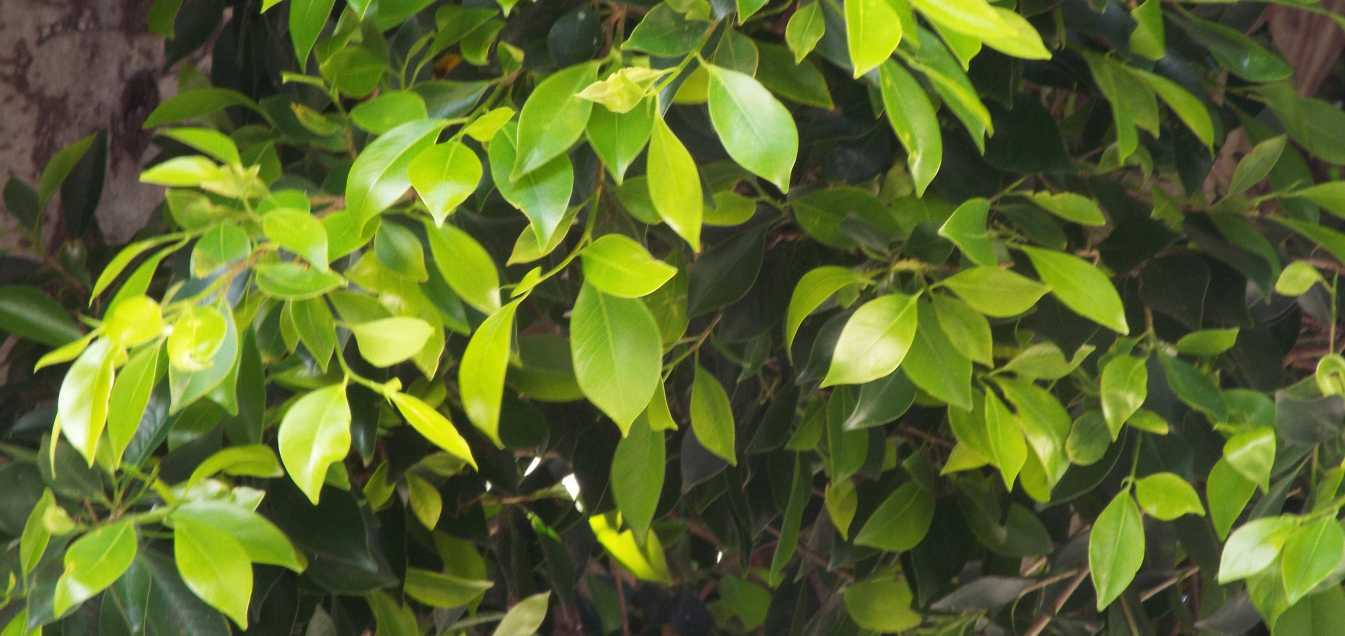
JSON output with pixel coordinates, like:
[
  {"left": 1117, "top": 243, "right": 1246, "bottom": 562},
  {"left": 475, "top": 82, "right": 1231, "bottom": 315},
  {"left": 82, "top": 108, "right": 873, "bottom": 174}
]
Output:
[
  {"left": 931, "top": 294, "right": 992, "bottom": 365},
  {"left": 263, "top": 208, "right": 329, "bottom": 270},
  {"left": 346, "top": 119, "right": 448, "bottom": 225},
  {"left": 785, "top": 0, "right": 825, "bottom": 63},
  {"left": 647, "top": 112, "right": 703, "bottom": 251},
  {"left": 821, "top": 292, "right": 919, "bottom": 387},
  {"left": 423, "top": 219, "right": 501, "bottom": 314},
  {"left": 854, "top": 482, "right": 934, "bottom": 552},
  {"left": 406, "top": 473, "right": 442, "bottom": 529},
  {"left": 488, "top": 123, "right": 574, "bottom": 247},
  {"left": 1089, "top": 492, "right": 1145, "bottom": 610},
  {"left": 843, "top": 577, "right": 921, "bottom": 633},
  {"left": 291, "top": 0, "right": 336, "bottom": 64},
  {"left": 493, "top": 592, "right": 550, "bottom": 636},
  {"left": 255, "top": 262, "right": 346, "bottom": 299},
  {"left": 170, "top": 501, "right": 306, "bottom": 572},
  {"left": 513, "top": 61, "right": 599, "bottom": 178},
  {"left": 278, "top": 384, "right": 351, "bottom": 504},
  {"left": 1025, "top": 191, "right": 1106, "bottom": 226},
  {"left": 1128, "top": 0, "right": 1165, "bottom": 60},
  {"left": 390, "top": 392, "right": 477, "bottom": 468},
  {"left": 56, "top": 337, "right": 116, "bottom": 465},
  {"left": 350, "top": 317, "right": 434, "bottom": 367},
  {"left": 937, "top": 198, "right": 995, "bottom": 266},
  {"left": 901, "top": 300, "right": 973, "bottom": 410},
  {"left": 825, "top": 480, "right": 858, "bottom": 539},
  {"left": 1021, "top": 246, "right": 1129, "bottom": 334},
  {"left": 1224, "top": 426, "right": 1275, "bottom": 493},
  {"left": 589, "top": 512, "right": 672, "bottom": 584},
  {"left": 1134, "top": 472, "right": 1205, "bottom": 520},
  {"left": 878, "top": 60, "right": 941, "bottom": 196},
  {"left": 939, "top": 266, "right": 1049, "bottom": 317},
  {"left": 350, "top": 91, "right": 429, "bottom": 135},
  {"left": 1159, "top": 353, "right": 1228, "bottom": 421},
  {"left": 611, "top": 415, "right": 665, "bottom": 539},
  {"left": 1218, "top": 516, "right": 1297, "bottom": 583},
  {"left": 571, "top": 284, "right": 662, "bottom": 433},
  {"left": 1176, "top": 328, "right": 1239, "bottom": 357},
  {"left": 460, "top": 300, "right": 521, "bottom": 447},
  {"left": 784, "top": 266, "right": 868, "bottom": 357},
  {"left": 984, "top": 390, "right": 1027, "bottom": 490},
  {"left": 404, "top": 568, "right": 492, "bottom": 608},
  {"left": 1228, "top": 136, "right": 1287, "bottom": 197},
  {"left": 409, "top": 142, "right": 481, "bottom": 225},
  {"left": 1208, "top": 457, "right": 1256, "bottom": 540},
  {"left": 705, "top": 64, "right": 798, "bottom": 192},
  {"left": 1277, "top": 260, "right": 1326, "bottom": 297},
  {"left": 581, "top": 234, "right": 677, "bottom": 298},
  {"left": 1100, "top": 355, "right": 1147, "bottom": 438},
  {"left": 587, "top": 98, "right": 654, "bottom": 185},
  {"left": 691, "top": 364, "right": 737, "bottom": 465}
]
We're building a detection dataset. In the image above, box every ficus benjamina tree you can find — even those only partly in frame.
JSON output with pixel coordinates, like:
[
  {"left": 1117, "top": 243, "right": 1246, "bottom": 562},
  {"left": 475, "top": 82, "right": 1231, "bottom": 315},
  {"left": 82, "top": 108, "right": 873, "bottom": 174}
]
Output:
[{"left": 3, "top": 0, "right": 1345, "bottom": 633}]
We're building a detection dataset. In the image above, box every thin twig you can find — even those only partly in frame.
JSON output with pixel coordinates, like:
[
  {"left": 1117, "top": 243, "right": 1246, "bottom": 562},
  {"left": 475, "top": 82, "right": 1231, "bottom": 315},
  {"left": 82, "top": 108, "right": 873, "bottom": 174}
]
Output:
[{"left": 1023, "top": 568, "right": 1090, "bottom": 636}]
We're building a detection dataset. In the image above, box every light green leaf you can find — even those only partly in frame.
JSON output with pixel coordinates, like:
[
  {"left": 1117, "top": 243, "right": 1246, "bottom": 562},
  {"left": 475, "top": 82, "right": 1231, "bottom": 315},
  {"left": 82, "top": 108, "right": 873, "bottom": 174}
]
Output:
[
  {"left": 168, "top": 305, "right": 226, "bottom": 372},
  {"left": 690, "top": 364, "right": 736, "bottom": 465},
  {"left": 937, "top": 198, "right": 995, "bottom": 266},
  {"left": 493, "top": 592, "right": 551, "bottom": 636},
  {"left": 846, "top": 0, "right": 903, "bottom": 78},
  {"left": 878, "top": 60, "right": 941, "bottom": 196},
  {"left": 611, "top": 415, "right": 665, "bottom": 539},
  {"left": 910, "top": 0, "right": 1001, "bottom": 39},
  {"left": 1208, "top": 457, "right": 1256, "bottom": 540},
  {"left": 404, "top": 568, "right": 492, "bottom": 608},
  {"left": 462, "top": 106, "right": 515, "bottom": 142},
  {"left": 843, "top": 577, "right": 921, "bottom": 633},
  {"left": 1127, "top": 67, "right": 1214, "bottom": 149},
  {"left": 1276, "top": 260, "right": 1325, "bottom": 297},
  {"left": 89, "top": 234, "right": 182, "bottom": 303},
  {"left": 390, "top": 392, "right": 477, "bottom": 468},
  {"left": 854, "top": 482, "right": 934, "bottom": 552},
  {"left": 20, "top": 489, "right": 57, "bottom": 575},
  {"left": 513, "top": 61, "right": 599, "bottom": 178},
  {"left": 103, "top": 295, "right": 163, "bottom": 348},
  {"left": 940, "top": 266, "right": 1048, "bottom": 317},
  {"left": 784, "top": 266, "right": 868, "bottom": 356},
  {"left": 931, "top": 294, "right": 991, "bottom": 365},
  {"left": 1274, "top": 216, "right": 1345, "bottom": 266},
  {"left": 350, "top": 317, "right": 434, "bottom": 367},
  {"left": 623, "top": 4, "right": 707, "bottom": 57},
  {"left": 373, "top": 222, "right": 428, "bottom": 282},
  {"left": 346, "top": 119, "right": 448, "bottom": 225},
  {"left": 351, "top": 91, "right": 429, "bottom": 135},
  {"left": 581, "top": 234, "right": 677, "bottom": 298},
  {"left": 999, "top": 341, "right": 1093, "bottom": 381},
  {"left": 56, "top": 337, "right": 115, "bottom": 465},
  {"left": 1228, "top": 135, "right": 1287, "bottom": 197},
  {"left": 705, "top": 64, "right": 798, "bottom": 192},
  {"left": 1176, "top": 328, "right": 1239, "bottom": 357},
  {"left": 589, "top": 512, "right": 672, "bottom": 584},
  {"left": 1218, "top": 516, "right": 1297, "bottom": 583},
  {"left": 1101, "top": 355, "right": 1147, "bottom": 438},
  {"left": 174, "top": 517, "right": 253, "bottom": 629},
  {"left": 647, "top": 113, "right": 703, "bottom": 251},
  {"left": 1128, "top": 0, "right": 1165, "bottom": 60},
  {"left": 278, "top": 384, "right": 351, "bottom": 504},
  {"left": 900, "top": 300, "right": 973, "bottom": 410},
  {"left": 1224, "top": 426, "right": 1275, "bottom": 493},
  {"left": 489, "top": 123, "right": 574, "bottom": 247},
  {"left": 171, "top": 501, "right": 306, "bottom": 572},
  {"left": 1025, "top": 191, "right": 1106, "bottom": 226},
  {"left": 161, "top": 128, "right": 241, "bottom": 165},
  {"left": 143, "top": 87, "right": 263, "bottom": 128},
  {"left": 1135, "top": 472, "right": 1205, "bottom": 520},
  {"left": 1281, "top": 516, "right": 1345, "bottom": 605},
  {"left": 571, "top": 283, "right": 663, "bottom": 434},
  {"left": 785, "top": 0, "right": 825, "bottom": 63},
  {"left": 191, "top": 223, "right": 251, "bottom": 278},
  {"left": 423, "top": 219, "right": 501, "bottom": 314},
  {"left": 263, "top": 208, "right": 329, "bottom": 270},
  {"left": 254, "top": 262, "right": 346, "bottom": 300},
  {"left": 1159, "top": 353, "right": 1228, "bottom": 420},
  {"left": 1089, "top": 492, "right": 1145, "bottom": 610},
  {"left": 825, "top": 479, "right": 858, "bottom": 539},
  {"left": 980, "top": 8, "right": 1051, "bottom": 60},
  {"left": 587, "top": 98, "right": 654, "bottom": 185},
  {"left": 460, "top": 300, "right": 520, "bottom": 447},
  {"left": 1287, "top": 182, "right": 1345, "bottom": 219},
  {"left": 1021, "top": 246, "right": 1129, "bottom": 334},
  {"left": 983, "top": 390, "right": 1027, "bottom": 490},
  {"left": 406, "top": 473, "right": 442, "bottom": 529},
  {"left": 821, "top": 292, "right": 919, "bottom": 387},
  {"left": 53, "top": 520, "right": 137, "bottom": 617},
  {"left": 188, "top": 444, "right": 283, "bottom": 486},
  {"left": 409, "top": 142, "right": 481, "bottom": 225},
  {"left": 290, "top": 0, "right": 335, "bottom": 64}
]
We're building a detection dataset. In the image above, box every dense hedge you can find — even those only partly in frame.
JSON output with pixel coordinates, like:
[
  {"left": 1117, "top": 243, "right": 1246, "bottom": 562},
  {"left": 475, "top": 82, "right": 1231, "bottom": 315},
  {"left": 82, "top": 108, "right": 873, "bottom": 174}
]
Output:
[{"left": 4, "top": 0, "right": 1345, "bottom": 633}]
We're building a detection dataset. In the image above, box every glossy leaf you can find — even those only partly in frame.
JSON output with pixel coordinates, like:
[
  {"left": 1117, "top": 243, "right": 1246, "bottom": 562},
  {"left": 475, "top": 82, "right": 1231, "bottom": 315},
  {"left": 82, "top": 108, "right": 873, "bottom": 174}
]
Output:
[
  {"left": 278, "top": 384, "right": 351, "bottom": 504},
  {"left": 581, "top": 234, "right": 677, "bottom": 298},
  {"left": 460, "top": 300, "right": 520, "bottom": 447},
  {"left": 1021, "top": 246, "right": 1129, "bottom": 334},
  {"left": 1089, "top": 492, "right": 1144, "bottom": 610},
  {"left": 821, "top": 292, "right": 919, "bottom": 387},
  {"left": 878, "top": 60, "right": 941, "bottom": 196}
]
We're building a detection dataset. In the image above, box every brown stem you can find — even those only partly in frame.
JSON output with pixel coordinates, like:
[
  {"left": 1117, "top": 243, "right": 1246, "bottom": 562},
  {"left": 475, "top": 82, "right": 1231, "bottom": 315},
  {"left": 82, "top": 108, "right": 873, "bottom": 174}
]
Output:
[{"left": 1023, "top": 568, "right": 1090, "bottom": 636}]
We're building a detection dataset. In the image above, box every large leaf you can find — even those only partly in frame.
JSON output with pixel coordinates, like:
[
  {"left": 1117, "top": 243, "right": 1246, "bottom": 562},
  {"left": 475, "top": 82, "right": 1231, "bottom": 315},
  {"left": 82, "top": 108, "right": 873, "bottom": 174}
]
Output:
[
  {"left": 821, "top": 292, "right": 919, "bottom": 387},
  {"left": 277, "top": 384, "right": 351, "bottom": 504},
  {"left": 173, "top": 518, "right": 253, "bottom": 629},
  {"left": 0, "top": 286, "right": 82, "bottom": 347},
  {"left": 1020, "top": 246, "right": 1129, "bottom": 334},
  {"left": 878, "top": 60, "right": 941, "bottom": 196},
  {"left": 53, "top": 520, "right": 138, "bottom": 616},
  {"left": 647, "top": 113, "right": 703, "bottom": 251},
  {"left": 346, "top": 119, "right": 447, "bottom": 225},
  {"left": 705, "top": 64, "right": 797, "bottom": 192},
  {"left": 460, "top": 300, "right": 521, "bottom": 447},
  {"left": 570, "top": 284, "right": 662, "bottom": 434},
  {"left": 513, "top": 61, "right": 599, "bottom": 177}
]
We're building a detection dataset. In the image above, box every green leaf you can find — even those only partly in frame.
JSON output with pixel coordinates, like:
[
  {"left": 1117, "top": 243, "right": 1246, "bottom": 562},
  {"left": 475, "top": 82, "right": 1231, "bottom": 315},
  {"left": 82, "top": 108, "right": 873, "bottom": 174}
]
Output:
[
  {"left": 492, "top": 592, "right": 550, "bottom": 636},
  {"left": 346, "top": 119, "right": 447, "bottom": 225},
  {"left": 38, "top": 134, "right": 96, "bottom": 211},
  {"left": 489, "top": 123, "right": 574, "bottom": 247},
  {"left": 587, "top": 98, "right": 654, "bottom": 185},
  {"left": 191, "top": 223, "right": 251, "bottom": 278},
  {"left": 769, "top": 454, "right": 809, "bottom": 585},
  {"left": 755, "top": 42, "right": 834, "bottom": 110},
  {"left": 1177, "top": 15, "right": 1292, "bottom": 82},
  {"left": 1275, "top": 586, "right": 1345, "bottom": 635},
  {"left": 624, "top": 4, "right": 707, "bottom": 57},
  {"left": 588, "top": 512, "right": 672, "bottom": 584},
  {"left": 1066, "top": 411, "right": 1111, "bottom": 466},
  {"left": 173, "top": 518, "right": 252, "bottom": 629},
  {"left": 89, "top": 235, "right": 182, "bottom": 303},
  {"left": 1224, "top": 426, "right": 1275, "bottom": 493},
  {"left": 854, "top": 482, "right": 934, "bottom": 552},
  {"left": 53, "top": 520, "right": 138, "bottom": 617},
  {"left": 1089, "top": 492, "right": 1144, "bottom": 610},
  {"left": 513, "top": 61, "right": 599, "bottom": 178},
  {"left": 406, "top": 473, "right": 442, "bottom": 529},
  {"left": 825, "top": 479, "right": 858, "bottom": 539},
  {"left": 263, "top": 208, "right": 329, "bottom": 270},
  {"left": 983, "top": 390, "right": 1027, "bottom": 490},
  {"left": 878, "top": 60, "right": 941, "bottom": 197},
  {"left": 842, "top": 577, "right": 921, "bottom": 633},
  {"left": 160, "top": 128, "right": 241, "bottom": 165},
  {"left": 937, "top": 198, "right": 995, "bottom": 266},
  {"left": 409, "top": 142, "right": 481, "bottom": 225},
  {"left": 785, "top": 0, "right": 825, "bottom": 63},
  {"left": 143, "top": 88, "right": 262, "bottom": 128},
  {"left": 320, "top": 46, "right": 386, "bottom": 97},
  {"left": 1218, "top": 516, "right": 1297, "bottom": 583},
  {"left": 845, "top": 0, "right": 903, "bottom": 78},
  {"left": 909, "top": 0, "right": 1001, "bottom": 41},
  {"left": 931, "top": 294, "right": 991, "bottom": 365},
  {"left": 647, "top": 113, "right": 703, "bottom": 251},
  {"left": 1176, "top": 328, "right": 1239, "bottom": 357},
  {"left": 1274, "top": 216, "right": 1345, "bottom": 265},
  {"left": 351, "top": 91, "right": 429, "bottom": 135},
  {"left": 403, "top": 568, "right": 492, "bottom": 608},
  {"left": 901, "top": 300, "right": 973, "bottom": 410},
  {"left": 463, "top": 106, "right": 515, "bottom": 143},
  {"left": 0, "top": 285, "right": 82, "bottom": 347},
  {"left": 611, "top": 415, "right": 665, "bottom": 539},
  {"left": 979, "top": 7, "right": 1051, "bottom": 60},
  {"left": 20, "top": 489, "right": 57, "bottom": 575},
  {"left": 1276, "top": 260, "right": 1325, "bottom": 296},
  {"left": 705, "top": 64, "right": 797, "bottom": 192},
  {"left": 290, "top": 298, "right": 337, "bottom": 371},
  {"left": 290, "top": 0, "right": 335, "bottom": 64},
  {"left": 581, "top": 234, "right": 677, "bottom": 298},
  {"left": 390, "top": 392, "right": 477, "bottom": 468},
  {"left": 1208, "top": 457, "right": 1256, "bottom": 540},
  {"left": 373, "top": 222, "right": 428, "bottom": 282},
  {"left": 1134, "top": 472, "right": 1205, "bottom": 520},
  {"left": 278, "top": 384, "right": 351, "bottom": 504},
  {"left": 784, "top": 266, "right": 868, "bottom": 357},
  {"left": 1127, "top": 67, "right": 1214, "bottom": 149},
  {"left": 821, "top": 292, "right": 919, "bottom": 387},
  {"left": 350, "top": 317, "right": 434, "bottom": 367},
  {"left": 999, "top": 341, "right": 1093, "bottom": 381},
  {"left": 255, "top": 262, "right": 346, "bottom": 300},
  {"left": 690, "top": 364, "right": 736, "bottom": 465},
  {"left": 1020, "top": 246, "right": 1129, "bottom": 334},
  {"left": 1287, "top": 182, "right": 1345, "bottom": 219},
  {"left": 460, "top": 300, "right": 520, "bottom": 447},
  {"left": 939, "top": 266, "right": 1048, "bottom": 317},
  {"left": 1281, "top": 516, "right": 1345, "bottom": 605},
  {"left": 1025, "top": 191, "right": 1106, "bottom": 226},
  {"left": 171, "top": 502, "right": 306, "bottom": 572},
  {"left": 56, "top": 337, "right": 116, "bottom": 465},
  {"left": 571, "top": 282, "right": 663, "bottom": 434},
  {"left": 1228, "top": 135, "right": 1287, "bottom": 197},
  {"left": 423, "top": 219, "right": 501, "bottom": 314},
  {"left": 1100, "top": 355, "right": 1147, "bottom": 438},
  {"left": 1128, "top": 0, "right": 1164, "bottom": 60},
  {"left": 1159, "top": 353, "right": 1228, "bottom": 421},
  {"left": 187, "top": 444, "right": 282, "bottom": 486}
]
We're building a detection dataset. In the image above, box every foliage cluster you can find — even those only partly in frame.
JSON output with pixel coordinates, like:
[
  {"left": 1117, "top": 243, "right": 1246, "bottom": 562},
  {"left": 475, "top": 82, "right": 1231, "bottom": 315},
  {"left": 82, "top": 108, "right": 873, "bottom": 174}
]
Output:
[{"left": 4, "top": 0, "right": 1345, "bottom": 633}]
